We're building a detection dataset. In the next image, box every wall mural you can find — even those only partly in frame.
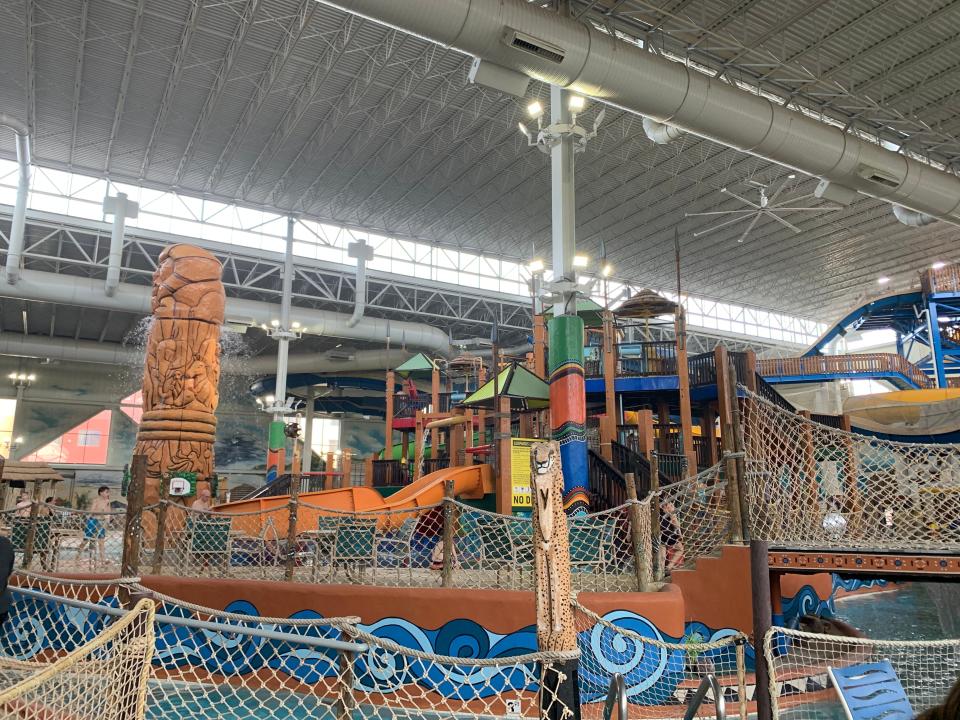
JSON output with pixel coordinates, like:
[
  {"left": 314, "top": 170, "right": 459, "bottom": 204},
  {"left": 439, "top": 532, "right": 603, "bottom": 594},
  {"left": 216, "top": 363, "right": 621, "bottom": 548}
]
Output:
[
  {"left": 782, "top": 574, "right": 889, "bottom": 625},
  {"left": 4, "top": 593, "right": 742, "bottom": 706}
]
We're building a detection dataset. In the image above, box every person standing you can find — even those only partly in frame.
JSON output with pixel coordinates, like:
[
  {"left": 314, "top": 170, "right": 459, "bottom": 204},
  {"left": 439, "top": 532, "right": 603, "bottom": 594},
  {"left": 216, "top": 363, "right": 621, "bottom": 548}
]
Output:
[{"left": 81, "top": 486, "right": 111, "bottom": 566}]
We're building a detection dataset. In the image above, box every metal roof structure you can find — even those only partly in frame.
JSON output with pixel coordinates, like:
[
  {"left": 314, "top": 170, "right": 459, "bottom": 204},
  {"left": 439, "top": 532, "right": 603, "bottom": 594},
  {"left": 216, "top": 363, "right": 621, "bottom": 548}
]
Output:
[{"left": 1, "top": 0, "right": 959, "bottom": 325}]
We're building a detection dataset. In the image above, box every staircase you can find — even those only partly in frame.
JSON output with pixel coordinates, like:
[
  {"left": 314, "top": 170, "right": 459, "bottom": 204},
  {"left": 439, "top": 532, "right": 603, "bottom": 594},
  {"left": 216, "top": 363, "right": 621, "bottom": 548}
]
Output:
[{"left": 586, "top": 444, "right": 670, "bottom": 510}]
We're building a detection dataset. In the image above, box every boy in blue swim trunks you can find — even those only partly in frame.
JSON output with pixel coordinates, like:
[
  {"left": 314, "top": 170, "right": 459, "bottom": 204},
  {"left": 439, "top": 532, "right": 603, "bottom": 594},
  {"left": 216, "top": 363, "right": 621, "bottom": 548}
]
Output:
[{"left": 80, "top": 486, "right": 111, "bottom": 565}]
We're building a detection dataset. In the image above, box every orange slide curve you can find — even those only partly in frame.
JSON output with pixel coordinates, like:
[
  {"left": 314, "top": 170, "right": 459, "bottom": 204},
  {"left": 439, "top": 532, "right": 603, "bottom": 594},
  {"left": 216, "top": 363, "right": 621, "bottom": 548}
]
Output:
[{"left": 215, "top": 463, "right": 494, "bottom": 535}]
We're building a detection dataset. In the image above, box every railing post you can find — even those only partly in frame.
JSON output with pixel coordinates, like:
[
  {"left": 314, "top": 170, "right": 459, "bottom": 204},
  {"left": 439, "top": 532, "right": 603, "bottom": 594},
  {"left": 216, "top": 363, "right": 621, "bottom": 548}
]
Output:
[
  {"left": 441, "top": 480, "right": 455, "bottom": 587},
  {"left": 725, "top": 362, "right": 749, "bottom": 542},
  {"left": 839, "top": 415, "right": 862, "bottom": 536},
  {"left": 751, "top": 540, "right": 774, "bottom": 720},
  {"left": 333, "top": 633, "right": 357, "bottom": 720},
  {"left": 624, "top": 472, "right": 651, "bottom": 592},
  {"left": 650, "top": 451, "right": 663, "bottom": 582},
  {"left": 120, "top": 455, "right": 147, "bottom": 604},
  {"left": 21, "top": 481, "right": 42, "bottom": 570},
  {"left": 151, "top": 478, "right": 169, "bottom": 575},
  {"left": 285, "top": 471, "right": 300, "bottom": 582}
]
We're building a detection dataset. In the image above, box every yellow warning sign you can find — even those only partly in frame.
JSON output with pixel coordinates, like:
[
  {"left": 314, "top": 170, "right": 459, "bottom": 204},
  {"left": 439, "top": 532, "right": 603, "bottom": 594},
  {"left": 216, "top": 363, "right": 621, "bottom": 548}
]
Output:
[{"left": 510, "top": 438, "right": 538, "bottom": 508}]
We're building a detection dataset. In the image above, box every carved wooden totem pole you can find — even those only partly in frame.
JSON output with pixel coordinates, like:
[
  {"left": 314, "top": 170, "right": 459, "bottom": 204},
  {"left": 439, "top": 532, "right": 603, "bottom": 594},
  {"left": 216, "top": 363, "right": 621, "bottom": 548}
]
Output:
[
  {"left": 134, "top": 244, "right": 224, "bottom": 510},
  {"left": 531, "top": 440, "right": 581, "bottom": 720}
]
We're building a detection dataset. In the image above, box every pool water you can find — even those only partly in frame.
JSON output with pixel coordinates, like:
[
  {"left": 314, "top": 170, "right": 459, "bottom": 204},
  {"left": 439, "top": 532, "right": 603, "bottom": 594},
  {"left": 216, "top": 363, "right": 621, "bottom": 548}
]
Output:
[{"left": 832, "top": 582, "right": 950, "bottom": 641}]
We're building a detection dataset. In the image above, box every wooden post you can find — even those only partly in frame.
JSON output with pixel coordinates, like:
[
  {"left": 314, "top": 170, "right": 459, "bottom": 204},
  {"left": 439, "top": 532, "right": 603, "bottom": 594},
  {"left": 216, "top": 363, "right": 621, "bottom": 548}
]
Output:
[
  {"left": 334, "top": 638, "right": 357, "bottom": 720},
  {"left": 414, "top": 411, "right": 425, "bottom": 482},
  {"left": 624, "top": 472, "right": 651, "bottom": 592},
  {"left": 533, "top": 314, "right": 547, "bottom": 378},
  {"left": 519, "top": 411, "right": 534, "bottom": 439},
  {"left": 384, "top": 369, "right": 394, "bottom": 460},
  {"left": 657, "top": 402, "right": 671, "bottom": 454},
  {"left": 650, "top": 451, "right": 662, "bottom": 581},
  {"left": 399, "top": 432, "right": 409, "bottom": 483},
  {"left": 637, "top": 409, "right": 654, "bottom": 460},
  {"left": 495, "top": 395, "right": 512, "bottom": 515},
  {"left": 751, "top": 540, "right": 774, "bottom": 720},
  {"left": 364, "top": 454, "right": 374, "bottom": 488},
  {"left": 601, "top": 310, "right": 617, "bottom": 462},
  {"left": 121, "top": 455, "right": 147, "bottom": 597},
  {"left": 725, "top": 362, "right": 748, "bottom": 542},
  {"left": 840, "top": 415, "right": 861, "bottom": 534},
  {"left": 715, "top": 346, "right": 732, "bottom": 450},
  {"left": 21, "top": 480, "right": 43, "bottom": 570},
  {"left": 463, "top": 411, "right": 474, "bottom": 466},
  {"left": 441, "top": 480, "right": 455, "bottom": 587},
  {"left": 703, "top": 404, "right": 719, "bottom": 465},
  {"left": 742, "top": 350, "right": 758, "bottom": 392},
  {"left": 341, "top": 452, "right": 352, "bottom": 487},
  {"left": 674, "top": 308, "right": 696, "bottom": 475},
  {"left": 431, "top": 366, "right": 441, "bottom": 457},
  {"left": 284, "top": 463, "right": 301, "bottom": 582},
  {"left": 151, "top": 476, "right": 169, "bottom": 575},
  {"left": 798, "top": 410, "right": 819, "bottom": 516}
]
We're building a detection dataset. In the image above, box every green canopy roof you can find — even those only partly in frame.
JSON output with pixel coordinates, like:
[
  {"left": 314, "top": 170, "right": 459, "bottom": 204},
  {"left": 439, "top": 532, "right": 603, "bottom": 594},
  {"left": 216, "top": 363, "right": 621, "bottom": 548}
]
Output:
[
  {"left": 462, "top": 363, "right": 550, "bottom": 411},
  {"left": 395, "top": 352, "right": 438, "bottom": 377},
  {"left": 544, "top": 297, "right": 605, "bottom": 327}
]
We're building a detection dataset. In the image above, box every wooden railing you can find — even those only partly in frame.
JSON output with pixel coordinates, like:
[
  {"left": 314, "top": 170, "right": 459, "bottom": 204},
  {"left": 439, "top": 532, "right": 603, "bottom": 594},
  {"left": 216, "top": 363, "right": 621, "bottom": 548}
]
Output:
[
  {"left": 810, "top": 413, "right": 844, "bottom": 429},
  {"left": 756, "top": 374, "right": 796, "bottom": 412},
  {"left": 691, "top": 435, "right": 720, "bottom": 471},
  {"left": 617, "top": 341, "right": 677, "bottom": 377},
  {"left": 587, "top": 448, "right": 627, "bottom": 510},
  {"left": 610, "top": 441, "right": 663, "bottom": 497},
  {"left": 688, "top": 351, "right": 718, "bottom": 387},
  {"left": 372, "top": 459, "right": 408, "bottom": 487},
  {"left": 657, "top": 453, "right": 689, "bottom": 483},
  {"left": 756, "top": 353, "right": 933, "bottom": 389}
]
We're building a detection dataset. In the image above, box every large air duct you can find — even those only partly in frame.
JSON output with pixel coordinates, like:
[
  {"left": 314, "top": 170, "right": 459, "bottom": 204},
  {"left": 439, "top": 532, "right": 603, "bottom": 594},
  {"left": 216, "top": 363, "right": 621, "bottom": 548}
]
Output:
[
  {"left": 892, "top": 204, "right": 937, "bottom": 227},
  {"left": 4, "top": 269, "right": 452, "bottom": 354},
  {"left": 0, "top": 115, "right": 31, "bottom": 285},
  {"left": 318, "top": 0, "right": 960, "bottom": 225},
  {"left": 642, "top": 117, "right": 683, "bottom": 145},
  {"left": 0, "top": 333, "right": 412, "bottom": 372}
]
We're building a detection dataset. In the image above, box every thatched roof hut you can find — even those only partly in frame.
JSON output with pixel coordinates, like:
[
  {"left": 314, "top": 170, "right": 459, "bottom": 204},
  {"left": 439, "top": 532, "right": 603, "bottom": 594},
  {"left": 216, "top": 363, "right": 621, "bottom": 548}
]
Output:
[{"left": 1, "top": 461, "right": 64, "bottom": 485}]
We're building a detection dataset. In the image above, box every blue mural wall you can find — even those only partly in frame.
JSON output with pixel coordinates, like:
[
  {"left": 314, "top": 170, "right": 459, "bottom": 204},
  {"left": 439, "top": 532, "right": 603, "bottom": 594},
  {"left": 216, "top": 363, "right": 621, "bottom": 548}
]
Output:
[{"left": 782, "top": 574, "right": 888, "bottom": 626}]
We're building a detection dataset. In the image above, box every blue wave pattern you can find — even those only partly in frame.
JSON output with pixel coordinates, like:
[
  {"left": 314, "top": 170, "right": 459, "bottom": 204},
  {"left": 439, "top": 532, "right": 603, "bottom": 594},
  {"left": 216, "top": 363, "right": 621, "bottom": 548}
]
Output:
[
  {"left": 0, "top": 593, "right": 786, "bottom": 704},
  {"left": 782, "top": 574, "right": 889, "bottom": 627}
]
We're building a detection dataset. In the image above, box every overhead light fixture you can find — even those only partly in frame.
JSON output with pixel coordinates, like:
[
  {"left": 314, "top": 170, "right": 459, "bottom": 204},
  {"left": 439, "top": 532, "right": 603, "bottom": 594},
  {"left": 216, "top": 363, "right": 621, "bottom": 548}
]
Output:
[
  {"left": 787, "top": 173, "right": 796, "bottom": 179},
  {"left": 573, "top": 254, "right": 589, "bottom": 268},
  {"left": 528, "top": 258, "right": 545, "bottom": 273},
  {"left": 938, "top": 316, "right": 951, "bottom": 324},
  {"left": 291, "top": 321, "right": 301, "bottom": 329},
  {"left": 334, "top": 343, "right": 342, "bottom": 349},
  {"left": 264, "top": 395, "right": 275, "bottom": 403},
  {"left": 877, "top": 276, "right": 890, "bottom": 285},
  {"left": 932, "top": 261, "right": 946, "bottom": 270},
  {"left": 518, "top": 122, "right": 532, "bottom": 142},
  {"left": 26, "top": 374, "right": 35, "bottom": 382},
  {"left": 270, "top": 319, "right": 280, "bottom": 328},
  {"left": 526, "top": 100, "right": 544, "bottom": 118},
  {"left": 601, "top": 263, "right": 613, "bottom": 277},
  {"left": 568, "top": 95, "right": 585, "bottom": 112}
]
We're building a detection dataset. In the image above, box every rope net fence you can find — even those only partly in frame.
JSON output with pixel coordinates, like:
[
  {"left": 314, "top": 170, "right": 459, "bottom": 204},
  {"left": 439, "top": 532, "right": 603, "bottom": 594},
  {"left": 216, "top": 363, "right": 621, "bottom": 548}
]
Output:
[
  {"left": 5, "top": 497, "right": 663, "bottom": 592},
  {"left": 740, "top": 389, "right": 960, "bottom": 551},
  {"left": 654, "top": 463, "right": 729, "bottom": 573},
  {"left": 572, "top": 599, "right": 748, "bottom": 719},
  {"left": 0, "top": 596, "right": 155, "bottom": 720},
  {"left": 764, "top": 627, "right": 960, "bottom": 720},
  {"left": 2, "top": 574, "right": 580, "bottom": 720}
]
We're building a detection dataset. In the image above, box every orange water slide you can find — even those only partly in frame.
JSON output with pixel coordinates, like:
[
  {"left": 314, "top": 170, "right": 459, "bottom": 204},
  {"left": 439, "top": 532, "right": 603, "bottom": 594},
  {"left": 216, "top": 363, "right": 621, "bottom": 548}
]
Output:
[{"left": 215, "top": 463, "right": 494, "bottom": 535}]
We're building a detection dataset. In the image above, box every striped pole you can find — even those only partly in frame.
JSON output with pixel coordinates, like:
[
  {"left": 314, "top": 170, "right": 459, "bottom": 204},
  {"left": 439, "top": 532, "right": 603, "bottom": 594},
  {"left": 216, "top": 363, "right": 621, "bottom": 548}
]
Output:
[{"left": 548, "top": 314, "right": 589, "bottom": 514}]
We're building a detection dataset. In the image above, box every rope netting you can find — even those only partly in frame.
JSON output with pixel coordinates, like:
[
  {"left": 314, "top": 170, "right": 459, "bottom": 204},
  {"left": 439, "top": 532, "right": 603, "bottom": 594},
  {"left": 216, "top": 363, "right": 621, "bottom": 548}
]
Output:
[
  {"left": 741, "top": 389, "right": 960, "bottom": 551},
  {"left": 1, "top": 574, "right": 580, "bottom": 720},
  {"left": 572, "top": 599, "right": 748, "bottom": 719},
  {"left": 654, "top": 463, "right": 729, "bottom": 573},
  {"left": 764, "top": 627, "right": 960, "bottom": 719},
  {"left": 0, "top": 597, "right": 155, "bottom": 720},
  {"left": 1, "top": 504, "right": 129, "bottom": 573}
]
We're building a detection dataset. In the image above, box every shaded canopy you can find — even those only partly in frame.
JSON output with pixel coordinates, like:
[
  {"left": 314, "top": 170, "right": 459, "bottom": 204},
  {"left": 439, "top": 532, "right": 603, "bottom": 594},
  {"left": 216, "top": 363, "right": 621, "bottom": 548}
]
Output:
[
  {"left": 395, "top": 352, "right": 438, "bottom": 377},
  {"left": 2, "top": 461, "right": 64, "bottom": 484},
  {"left": 463, "top": 363, "right": 550, "bottom": 411},
  {"left": 615, "top": 289, "right": 679, "bottom": 319},
  {"left": 544, "top": 297, "right": 606, "bottom": 328}
]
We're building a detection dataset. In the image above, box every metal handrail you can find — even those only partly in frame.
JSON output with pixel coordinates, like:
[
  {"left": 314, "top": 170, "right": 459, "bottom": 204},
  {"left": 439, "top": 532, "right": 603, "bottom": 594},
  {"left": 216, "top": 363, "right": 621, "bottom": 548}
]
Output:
[
  {"left": 603, "top": 673, "right": 627, "bottom": 720},
  {"left": 683, "top": 674, "right": 724, "bottom": 720},
  {"left": 11, "top": 586, "right": 368, "bottom": 654}
]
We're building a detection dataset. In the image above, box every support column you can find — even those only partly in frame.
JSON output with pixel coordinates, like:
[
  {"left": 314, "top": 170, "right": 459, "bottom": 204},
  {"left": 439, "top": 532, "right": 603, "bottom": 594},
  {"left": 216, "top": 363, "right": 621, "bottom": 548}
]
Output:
[
  {"left": 549, "top": 314, "right": 588, "bottom": 514},
  {"left": 751, "top": 540, "right": 774, "bottom": 720},
  {"left": 533, "top": 313, "right": 547, "bottom": 378},
  {"left": 302, "top": 385, "right": 314, "bottom": 473},
  {"left": 840, "top": 414, "right": 862, "bottom": 534},
  {"left": 798, "top": 410, "right": 819, "bottom": 513},
  {"left": 703, "top": 404, "right": 719, "bottom": 465},
  {"left": 495, "top": 395, "right": 512, "bottom": 515},
  {"left": 636, "top": 409, "right": 654, "bottom": 461},
  {"left": 600, "top": 310, "right": 617, "bottom": 462},
  {"left": 103, "top": 192, "right": 139, "bottom": 297},
  {"left": 674, "top": 308, "right": 696, "bottom": 475},
  {"left": 265, "top": 216, "right": 296, "bottom": 484},
  {"left": 657, "top": 402, "right": 671, "bottom": 454},
  {"left": 431, "top": 366, "right": 441, "bottom": 455},
  {"left": 384, "top": 369, "right": 395, "bottom": 459},
  {"left": 928, "top": 301, "right": 948, "bottom": 388}
]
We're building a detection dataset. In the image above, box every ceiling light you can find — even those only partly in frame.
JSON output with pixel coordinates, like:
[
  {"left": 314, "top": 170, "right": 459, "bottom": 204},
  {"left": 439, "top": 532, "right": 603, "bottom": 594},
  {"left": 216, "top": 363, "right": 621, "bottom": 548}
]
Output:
[
  {"left": 573, "top": 254, "right": 589, "bottom": 268},
  {"left": 270, "top": 319, "right": 280, "bottom": 327},
  {"left": 601, "top": 263, "right": 613, "bottom": 277},
  {"left": 877, "top": 276, "right": 890, "bottom": 285},
  {"left": 528, "top": 258, "right": 545, "bottom": 273},
  {"left": 7, "top": 373, "right": 15, "bottom": 380},
  {"left": 526, "top": 100, "right": 543, "bottom": 118},
  {"left": 291, "top": 321, "right": 301, "bottom": 329},
  {"left": 264, "top": 395, "right": 275, "bottom": 403},
  {"left": 568, "top": 95, "right": 585, "bottom": 112},
  {"left": 26, "top": 374, "right": 35, "bottom": 382},
  {"left": 518, "top": 122, "right": 532, "bottom": 141},
  {"left": 938, "top": 317, "right": 950, "bottom": 324},
  {"left": 334, "top": 343, "right": 342, "bottom": 349},
  {"left": 932, "top": 261, "right": 946, "bottom": 270},
  {"left": 787, "top": 174, "right": 796, "bottom": 179}
]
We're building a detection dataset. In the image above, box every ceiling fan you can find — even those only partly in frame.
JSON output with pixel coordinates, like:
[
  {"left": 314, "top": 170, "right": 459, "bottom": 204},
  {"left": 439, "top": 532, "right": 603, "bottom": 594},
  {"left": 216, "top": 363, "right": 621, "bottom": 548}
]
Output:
[{"left": 685, "top": 176, "right": 840, "bottom": 243}]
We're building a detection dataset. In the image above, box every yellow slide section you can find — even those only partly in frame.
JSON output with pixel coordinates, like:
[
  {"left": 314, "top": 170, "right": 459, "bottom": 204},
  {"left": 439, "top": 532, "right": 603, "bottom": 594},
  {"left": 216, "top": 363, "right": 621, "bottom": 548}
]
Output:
[
  {"left": 215, "top": 463, "right": 494, "bottom": 535},
  {"left": 844, "top": 388, "right": 960, "bottom": 436}
]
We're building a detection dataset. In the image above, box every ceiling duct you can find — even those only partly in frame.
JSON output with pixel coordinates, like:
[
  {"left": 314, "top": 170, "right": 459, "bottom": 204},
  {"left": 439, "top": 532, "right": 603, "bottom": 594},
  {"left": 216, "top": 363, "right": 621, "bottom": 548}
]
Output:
[
  {"left": 318, "top": 0, "right": 960, "bottom": 225},
  {"left": 0, "top": 114, "right": 31, "bottom": 285},
  {"left": 642, "top": 118, "right": 683, "bottom": 145},
  {"left": 892, "top": 204, "right": 937, "bottom": 227}
]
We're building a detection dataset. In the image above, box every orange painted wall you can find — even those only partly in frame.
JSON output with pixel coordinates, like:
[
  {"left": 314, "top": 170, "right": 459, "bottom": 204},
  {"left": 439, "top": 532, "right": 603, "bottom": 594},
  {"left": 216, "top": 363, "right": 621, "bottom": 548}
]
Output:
[
  {"left": 670, "top": 544, "right": 755, "bottom": 631},
  {"left": 139, "top": 575, "right": 686, "bottom": 638}
]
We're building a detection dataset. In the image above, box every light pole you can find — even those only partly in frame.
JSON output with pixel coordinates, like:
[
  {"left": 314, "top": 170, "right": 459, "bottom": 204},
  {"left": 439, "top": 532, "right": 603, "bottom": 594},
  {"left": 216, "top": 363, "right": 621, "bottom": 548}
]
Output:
[{"left": 8, "top": 372, "right": 34, "bottom": 460}]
